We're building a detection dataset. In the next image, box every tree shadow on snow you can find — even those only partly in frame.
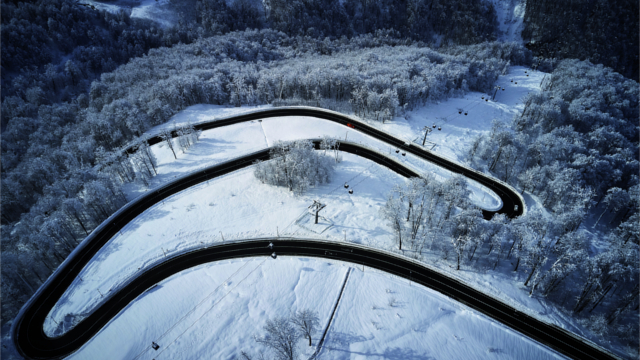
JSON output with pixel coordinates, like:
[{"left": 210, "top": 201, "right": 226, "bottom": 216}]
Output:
[{"left": 324, "top": 332, "right": 434, "bottom": 360}]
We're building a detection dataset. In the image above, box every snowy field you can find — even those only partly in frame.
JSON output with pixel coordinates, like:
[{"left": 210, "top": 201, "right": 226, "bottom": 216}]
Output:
[
  {"left": 378, "top": 66, "right": 543, "bottom": 167},
  {"left": 43, "top": 65, "right": 602, "bottom": 357},
  {"left": 65, "top": 257, "right": 566, "bottom": 360},
  {"left": 46, "top": 154, "right": 409, "bottom": 335}
]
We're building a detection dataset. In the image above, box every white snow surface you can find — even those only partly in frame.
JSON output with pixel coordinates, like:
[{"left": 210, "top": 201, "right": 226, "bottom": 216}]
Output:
[
  {"left": 487, "top": 0, "right": 527, "bottom": 43},
  {"left": 47, "top": 152, "right": 412, "bottom": 335},
  {"left": 43, "top": 66, "right": 606, "bottom": 358},
  {"left": 85, "top": 0, "right": 177, "bottom": 27},
  {"left": 66, "top": 257, "right": 566, "bottom": 360}
]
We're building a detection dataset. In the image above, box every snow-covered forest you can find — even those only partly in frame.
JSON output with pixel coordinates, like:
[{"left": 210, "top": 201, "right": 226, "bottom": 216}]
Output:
[{"left": 1, "top": 0, "right": 638, "bottom": 357}]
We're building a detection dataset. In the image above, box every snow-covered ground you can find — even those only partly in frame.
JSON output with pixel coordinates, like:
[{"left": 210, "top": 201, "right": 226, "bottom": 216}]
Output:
[
  {"left": 379, "top": 66, "right": 542, "bottom": 166},
  {"left": 42, "top": 65, "right": 607, "bottom": 358},
  {"left": 488, "top": 0, "right": 526, "bottom": 42},
  {"left": 46, "top": 152, "right": 411, "bottom": 335},
  {"left": 65, "top": 257, "right": 566, "bottom": 360},
  {"left": 124, "top": 109, "right": 504, "bottom": 210},
  {"left": 85, "top": 0, "right": 177, "bottom": 27},
  {"left": 48, "top": 73, "right": 546, "bottom": 334}
]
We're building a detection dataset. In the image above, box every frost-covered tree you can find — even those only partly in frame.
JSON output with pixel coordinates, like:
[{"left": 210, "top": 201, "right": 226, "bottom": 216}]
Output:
[
  {"left": 175, "top": 123, "right": 201, "bottom": 153},
  {"left": 256, "top": 317, "right": 300, "bottom": 360},
  {"left": 159, "top": 128, "right": 178, "bottom": 159},
  {"left": 449, "top": 208, "right": 483, "bottom": 270},
  {"left": 291, "top": 309, "right": 319, "bottom": 346},
  {"left": 594, "top": 187, "right": 630, "bottom": 227},
  {"left": 319, "top": 135, "right": 342, "bottom": 163},
  {"left": 254, "top": 140, "right": 335, "bottom": 194},
  {"left": 382, "top": 175, "right": 473, "bottom": 257}
]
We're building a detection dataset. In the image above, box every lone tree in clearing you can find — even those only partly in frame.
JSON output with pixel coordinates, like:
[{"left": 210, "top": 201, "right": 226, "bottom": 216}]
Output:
[
  {"left": 291, "top": 309, "right": 319, "bottom": 346},
  {"left": 256, "top": 317, "right": 300, "bottom": 360}
]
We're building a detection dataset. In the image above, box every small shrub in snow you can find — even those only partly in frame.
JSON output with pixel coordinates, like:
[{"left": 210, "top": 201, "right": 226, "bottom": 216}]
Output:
[{"left": 388, "top": 297, "right": 397, "bottom": 307}]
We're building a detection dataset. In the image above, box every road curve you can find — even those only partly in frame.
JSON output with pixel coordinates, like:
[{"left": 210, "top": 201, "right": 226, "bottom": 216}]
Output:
[
  {"left": 128, "top": 106, "right": 524, "bottom": 219},
  {"left": 12, "top": 109, "right": 617, "bottom": 359},
  {"left": 9, "top": 141, "right": 422, "bottom": 359}
]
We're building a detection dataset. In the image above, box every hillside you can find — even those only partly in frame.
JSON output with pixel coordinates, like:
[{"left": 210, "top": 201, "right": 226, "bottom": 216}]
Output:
[{"left": 1, "top": 1, "right": 638, "bottom": 359}]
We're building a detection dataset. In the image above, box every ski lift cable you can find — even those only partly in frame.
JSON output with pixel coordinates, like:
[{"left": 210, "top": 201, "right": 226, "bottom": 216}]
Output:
[
  {"left": 433, "top": 97, "right": 485, "bottom": 128},
  {"left": 130, "top": 258, "right": 260, "bottom": 360}
]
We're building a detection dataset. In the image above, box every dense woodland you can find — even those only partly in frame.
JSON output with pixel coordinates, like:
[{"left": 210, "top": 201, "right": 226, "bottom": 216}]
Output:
[
  {"left": 1, "top": 0, "right": 638, "bottom": 356},
  {"left": 383, "top": 60, "right": 639, "bottom": 345},
  {"left": 466, "top": 59, "right": 638, "bottom": 345},
  {"left": 522, "top": 0, "right": 639, "bottom": 81}
]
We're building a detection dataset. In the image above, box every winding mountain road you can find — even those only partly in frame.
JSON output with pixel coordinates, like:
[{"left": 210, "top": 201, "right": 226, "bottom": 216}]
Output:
[
  {"left": 12, "top": 108, "right": 618, "bottom": 360},
  {"left": 130, "top": 107, "right": 524, "bottom": 218}
]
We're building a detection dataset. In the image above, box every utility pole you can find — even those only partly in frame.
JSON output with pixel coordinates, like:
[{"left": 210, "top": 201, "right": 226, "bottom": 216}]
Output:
[
  {"left": 492, "top": 85, "right": 501, "bottom": 100},
  {"left": 309, "top": 200, "right": 326, "bottom": 224},
  {"left": 422, "top": 126, "right": 433, "bottom": 146},
  {"left": 422, "top": 124, "right": 441, "bottom": 146}
]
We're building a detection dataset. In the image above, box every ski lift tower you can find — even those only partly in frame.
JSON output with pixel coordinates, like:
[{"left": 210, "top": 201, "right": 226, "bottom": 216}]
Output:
[{"left": 309, "top": 200, "right": 327, "bottom": 224}]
